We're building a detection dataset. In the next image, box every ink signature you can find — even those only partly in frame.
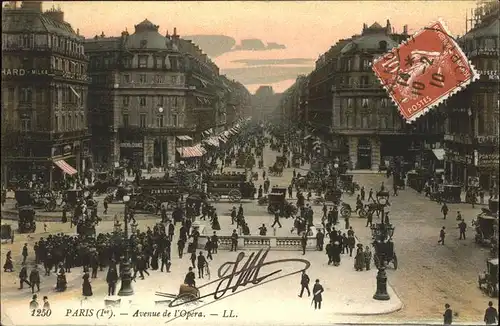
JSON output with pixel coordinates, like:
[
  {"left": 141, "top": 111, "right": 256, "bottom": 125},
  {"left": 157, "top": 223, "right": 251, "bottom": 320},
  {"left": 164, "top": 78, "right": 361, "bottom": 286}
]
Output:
[{"left": 155, "top": 247, "right": 310, "bottom": 323}]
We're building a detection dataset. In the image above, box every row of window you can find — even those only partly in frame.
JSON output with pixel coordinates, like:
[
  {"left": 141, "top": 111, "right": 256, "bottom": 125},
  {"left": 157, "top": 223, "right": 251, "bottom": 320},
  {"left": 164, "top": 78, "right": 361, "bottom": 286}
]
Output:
[
  {"left": 337, "top": 111, "right": 402, "bottom": 130},
  {"left": 2, "top": 33, "right": 85, "bottom": 55},
  {"left": 52, "top": 56, "right": 87, "bottom": 75},
  {"left": 18, "top": 113, "right": 86, "bottom": 132},
  {"left": 122, "top": 74, "right": 184, "bottom": 85},
  {"left": 343, "top": 97, "right": 389, "bottom": 109},
  {"left": 4, "top": 86, "right": 86, "bottom": 106},
  {"left": 123, "top": 95, "right": 182, "bottom": 108},
  {"left": 122, "top": 113, "right": 179, "bottom": 128}
]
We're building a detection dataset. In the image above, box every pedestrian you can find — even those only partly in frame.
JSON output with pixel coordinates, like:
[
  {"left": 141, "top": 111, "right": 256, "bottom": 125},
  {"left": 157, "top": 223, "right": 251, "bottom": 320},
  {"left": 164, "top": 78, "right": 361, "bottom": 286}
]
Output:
[
  {"left": 29, "top": 266, "right": 40, "bottom": 293},
  {"left": 316, "top": 229, "right": 324, "bottom": 251},
  {"left": 82, "top": 271, "right": 93, "bottom": 296},
  {"left": 271, "top": 212, "right": 282, "bottom": 228},
  {"left": 22, "top": 243, "right": 28, "bottom": 264},
  {"left": 344, "top": 216, "right": 350, "bottom": 230},
  {"left": 103, "top": 199, "right": 108, "bottom": 214},
  {"left": 177, "top": 238, "right": 185, "bottom": 258},
  {"left": 366, "top": 211, "right": 373, "bottom": 227},
  {"left": 197, "top": 252, "right": 207, "bottom": 279},
  {"left": 230, "top": 230, "right": 238, "bottom": 251},
  {"left": 368, "top": 188, "right": 374, "bottom": 202},
  {"left": 300, "top": 233, "right": 307, "bottom": 255},
  {"left": 364, "top": 246, "right": 372, "bottom": 270},
  {"left": 258, "top": 224, "right": 267, "bottom": 236},
  {"left": 441, "top": 203, "right": 448, "bottom": 219},
  {"left": 230, "top": 207, "right": 237, "bottom": 225},
  {"left": 443, "top": 303, "right": 453, "bottom": 325},
  {"left": 43, "top": 296, "right": 50, "bottom": 310},
  {"left": 18, "top": 266, "right": 31, "bottom": 289},
  {"left": 106, "top": 265, "right": 118, "bottom": 296},
  {"left": 347, "top": 235, "right": 355, "bottom": 257},
  {"left": 438, "top": 227, "right": 446, "bottom": 245},
  {"left": 360, "top": 186, "right": 365, "bottom": 201},
  {"left": 456, "top": 211, "right": 462, "bottom": 221},
  {"left": 29, "top": 294, "right": 39, "bottom": 310},
  {"left": 190, "top": 251, "right": 196, "bottom": 269},
  {"left": 161, "top": 250, "right": 171, "bottom": 272},
  {"left": 288, "top": 184, "right": 293, "bottom": 199},
  {"left": 312, "top": 279, "right": 324, "bottom": 310},
  {"left": 458, "top": 219, "right": 467, "bottom": 240},
  {"left": 211, "top": 232, "right": 219, "bottom": 254},
  {"left": 484, "top": 301, "right": 498, "bottom": 325},
  {"left": 298, "top": 270, "right": 310, "bottom": 297}
]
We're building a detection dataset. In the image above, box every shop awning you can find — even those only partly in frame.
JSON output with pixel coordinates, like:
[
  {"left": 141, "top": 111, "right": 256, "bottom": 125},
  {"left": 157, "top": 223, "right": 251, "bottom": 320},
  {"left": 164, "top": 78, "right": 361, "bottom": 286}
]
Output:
[
  {"left": 176, "top": 135, "right": 193, "bottom": 141},
  {"left": 54, "top": 159, "right": 77, "bottom": 175},
  {"left": 432, "top": 148, "right": 445, "bottom": 161},
  {"left": 218, "top": 134, "right": 228, "bottom": 143},
  {"left": 177, "top": 144, "right": 206, "bottom": 158},
  {"left": 204, "top": 136, "right": 220, "bottom": 147}
]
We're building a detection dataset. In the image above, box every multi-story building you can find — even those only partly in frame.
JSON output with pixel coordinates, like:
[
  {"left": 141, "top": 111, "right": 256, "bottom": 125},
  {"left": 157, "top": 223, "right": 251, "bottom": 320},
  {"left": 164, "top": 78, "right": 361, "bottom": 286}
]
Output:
[
  {"left": 280, "top": 20, "right": 447, "bottom": 170},
  {"left": 84, "top": 20, "right": 229, "bottom": 168},
  {"left": 444, "top": 1, "right": 499, "bottom": 190},
  {"left": 1, "top": 1, "right": 91, "bottom": 187},
  {"left": 220, "top": 75, "right": 252, "bottom": 125}
]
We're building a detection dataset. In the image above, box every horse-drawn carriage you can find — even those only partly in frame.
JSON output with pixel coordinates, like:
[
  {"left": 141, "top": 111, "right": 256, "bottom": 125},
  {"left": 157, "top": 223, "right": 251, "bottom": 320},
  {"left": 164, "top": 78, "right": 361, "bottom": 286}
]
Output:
[
  {"left": 268, "top": 162, "right": 284, "bottom": 177},
  {"left": 358, "top": 202, "right": 386, "bottom": 219},
  {"left": 430, "top": 184, "right": 462, "bottom": 203},
  {"left": 104, "top": 184, "right": 136, "bottom": 203},
  {"left": 139, "top": 184, "right": 182, "bottom": 211},
  {"left": 205, "top": 173, "right": 255, "bottom": 202},
  {"left": 338, "top": 174, "right": 359, "bottom": 194},
  {"left": 18, "top": 205, "right": 36, "bottom": 233},
  {"left": 373, "top": 239, "right": 398, "bottom": 270},
  {"left": 473, "top": 208, "right": 498, "bottom": 246},
  {"left": 92, "top": 169, "right": 123, "bottom": 195},
  {"left": 478, "top": 258, "right": 498, "bottom": 298},
  {"left": 267, "top": 187, "right": 297, "bottom": 216},
  {"left": 291, "top": 153, "right": 301, "bottom": 168},
  {"left": 15, "top": 189, "right": 57, "bottom": 212}
]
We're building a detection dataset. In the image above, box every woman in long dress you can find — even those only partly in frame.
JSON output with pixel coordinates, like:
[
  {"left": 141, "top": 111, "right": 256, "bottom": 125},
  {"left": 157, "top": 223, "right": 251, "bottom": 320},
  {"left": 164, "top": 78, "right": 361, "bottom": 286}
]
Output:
[
  {"left": 354, "top": 244, "right": 364, "bottom": 271},
  {"left": 211, "top": 213, "right": 221, "bottom": 231},
  {"left": 4, "top": 251, "right": 13, "bottom": 272},
  {"left": 82, "top": 271, "right": 93, "bottom": 296}
]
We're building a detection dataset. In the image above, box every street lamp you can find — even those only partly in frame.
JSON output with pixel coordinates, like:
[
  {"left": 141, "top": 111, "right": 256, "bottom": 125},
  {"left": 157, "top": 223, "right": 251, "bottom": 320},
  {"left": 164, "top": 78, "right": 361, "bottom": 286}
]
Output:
[
  {"left": 372, "top": 191, "right": 393, "bottom": 301},
  {"left": 118, "top": 194, "right": 133, "bottom": 296},
  {"left": 158, "top": 107, "right": 164, "bottom": 170}
]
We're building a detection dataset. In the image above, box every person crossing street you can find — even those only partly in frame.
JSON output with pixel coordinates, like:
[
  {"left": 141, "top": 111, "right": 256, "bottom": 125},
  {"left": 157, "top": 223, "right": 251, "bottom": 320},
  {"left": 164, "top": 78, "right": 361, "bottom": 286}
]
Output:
[{"left": 298, "top": 270, "right": 310, "bottom": 297}]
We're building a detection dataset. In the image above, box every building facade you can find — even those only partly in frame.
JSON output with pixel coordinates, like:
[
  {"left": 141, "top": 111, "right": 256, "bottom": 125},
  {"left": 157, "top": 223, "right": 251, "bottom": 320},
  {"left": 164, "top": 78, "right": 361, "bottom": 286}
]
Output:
[
  {"left": 252, "top": 86, "right": 282, "bottom": 121},
  {"left": 1, "top": 1, "right": 91, "bottom": 187},
  {"left": 444, "top": 1, "right": 499, "bottom": 190},
  {"left": 84, "top": 21, "right": 230, "bottom": 169}
]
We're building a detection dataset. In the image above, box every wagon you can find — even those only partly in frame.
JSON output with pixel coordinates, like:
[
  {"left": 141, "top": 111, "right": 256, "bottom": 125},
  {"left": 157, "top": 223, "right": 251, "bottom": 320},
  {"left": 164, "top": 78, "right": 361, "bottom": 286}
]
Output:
[
  {"left": 15, "top": 189, "right": 57, "bottom": 212},
  {"left": 18, "top": 206, "right": 36, "bottom": 233},
  {"left": 155, "top": 284, "right": 201, "bottom": 306},
  {"left": 268, "top": 164, "right": 283, "bottom": 177},
  {"left": 267, "top": 192, "right": 297, "bottom": 216},
  {"left": 206, "top": 173, "right": 255, "bottom": 202},
  {"left": 478, "top": 258, "right": 498, "bottom": 297},
  {"left": 473, "top": 210, "right": 498, "bottom": 246}
]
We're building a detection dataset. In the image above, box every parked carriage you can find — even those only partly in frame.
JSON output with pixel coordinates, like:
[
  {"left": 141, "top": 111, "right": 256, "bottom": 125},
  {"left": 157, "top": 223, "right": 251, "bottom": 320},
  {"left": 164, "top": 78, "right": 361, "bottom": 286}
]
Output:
[
  {"left": 15, "top": 189, "right": 57, "bottom": 212},
  {"left": 431, "top": 184, "right": 462, "bottom": 203},
  {"left": 139, "top": 184, "right": 182, "bottom": 211},
  {"left": 338, "top": 174, "right": 359, "bottom": 194},
  {"left": 267, "top": 187, "right": 297, "bottom": 216},
  {"left": 92, "top": 170, "right": 122, "bottom": 195},
  {"left": 473, "top": 209, "right": 498, "bottom": 246},
  {"left": 205, "top": 173, "right": 255, "bottom": 202},
  {"left": 268, "top": 163, "right": 284, "bottom": 177},
  {"left": 18, "top": 206, "right": 36, "bottom": 233},
  {"left": 478, "top": 258, "right": 498, "bottom": 297},
  {"left": 373, "top": 239, "right": 398, "bottom": 270}
]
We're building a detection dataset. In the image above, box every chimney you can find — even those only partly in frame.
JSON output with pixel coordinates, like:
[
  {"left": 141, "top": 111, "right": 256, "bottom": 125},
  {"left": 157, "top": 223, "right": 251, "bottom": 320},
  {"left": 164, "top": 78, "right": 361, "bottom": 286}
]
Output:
[
  {"left": 44, "top": 6, "right": 65, "bottom": 22},
  {"left": 21, "top": 1, "right": 42, "bottom": 11},
  {"left": 363, "top": 23, "right": 367, "bottom": 32},
  {"left": 173, "top": 27, "right": 179, "bottom": 38}
]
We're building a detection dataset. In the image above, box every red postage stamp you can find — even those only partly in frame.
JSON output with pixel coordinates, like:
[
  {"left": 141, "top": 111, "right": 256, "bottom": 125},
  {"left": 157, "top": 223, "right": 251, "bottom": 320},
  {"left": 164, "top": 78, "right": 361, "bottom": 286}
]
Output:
[{"left": 372, "top": 20, "right": 479, "bottom": 123}]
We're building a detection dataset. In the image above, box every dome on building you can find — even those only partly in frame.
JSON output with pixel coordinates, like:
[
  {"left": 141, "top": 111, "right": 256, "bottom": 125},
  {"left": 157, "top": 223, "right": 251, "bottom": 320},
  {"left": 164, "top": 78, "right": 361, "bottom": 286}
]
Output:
[
  {"left": 125, "top": 19, "right": 168, "bottom": 50},
  {"left": 341, "top": 21, "right": 398, "bottom": 55}
]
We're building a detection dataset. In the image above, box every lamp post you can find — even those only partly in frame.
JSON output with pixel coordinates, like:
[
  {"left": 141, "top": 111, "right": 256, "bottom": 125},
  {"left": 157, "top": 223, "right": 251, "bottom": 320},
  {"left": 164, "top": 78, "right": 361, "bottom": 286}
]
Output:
[
  {"left": 372, "top": 192, "right": 392, "bottom": 301},
  {"left": 333, "top": 159, "right": 339, "bottom": 188},
  {"left": 158, "top": 106, "right": 164, "bottom": 170},
  {"left": 118, "top": 194, "right": 133, "bottom": 296}
]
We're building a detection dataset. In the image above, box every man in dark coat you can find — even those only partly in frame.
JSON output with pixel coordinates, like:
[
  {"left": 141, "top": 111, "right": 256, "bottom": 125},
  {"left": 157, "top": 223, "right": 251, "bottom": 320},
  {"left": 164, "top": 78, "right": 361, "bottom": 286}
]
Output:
[
  {"left": 443, "top": 303, "right": 453, "bottom": 325},
  {"left": 312, "top": 279, "right": 324, "bottom": 310},
  {"left": 316, "top": 230, "right": 324, "bottom": 251},
  {"left": 458, "top": 220, "right": 467, "bottom": 240},
  {"left": 29, "top": 266, "right": 41, "bottom": 293},
  {"left": 168, "top": 223, "right": 175, "bottom": 242},
  {"left": 325, "top": 241, "right": 333, "bottom": 265},
  {"left": 441, "top": 203, "right": 448, "bottom": 219},
  {"left": 197, "top": 252, "right": 207, "bottom": 279},
  {"left": 298, "top": 271, "right": 310, "bottom": 297},
  {"left": 29, "top": 294, "right": 39, "bottom": 309},
  {"left": 210, "top": 232, "right": 219, "bottom": 254},
  {"left": 300, "top": 233, "right": 307, "bottom": 255},
  {"left": 271, "top": 211, "right": 282, "bottom": 228},
  {"left": 161, "top": 249, "right": 171, "bottom": 272},
  {"left": 438, "top": 226, "right": 446, "bottom": 245},
  {"left": 22, "top": 243, "right": 28, "bottom": 264},
  {"left": 19, "top": 266, "right": 31, "bottom": 289},
  {"left": 177, "top": 238, "right": 185, "bottom": 258},
  {"left": 230, "top": 230, "right": 238, "bottom": 251},
  {"left": 230, "top": 207, "right": 237, "bottom": 225},
  {"left": 484, "top": 301, "right": 498, "bottom": 325},
  {"left": 184, "top": 267, "right": 196, "bottom": 287},
  {"left": 106, "top": 266, "right": 118, "bottom": 296}
]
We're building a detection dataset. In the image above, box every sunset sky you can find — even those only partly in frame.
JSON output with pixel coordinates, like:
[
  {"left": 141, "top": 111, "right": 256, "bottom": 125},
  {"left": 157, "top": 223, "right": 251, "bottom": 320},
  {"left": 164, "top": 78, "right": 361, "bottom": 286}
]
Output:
[{"left": 39, "top": 1, "right": 475, "bottom": 93}]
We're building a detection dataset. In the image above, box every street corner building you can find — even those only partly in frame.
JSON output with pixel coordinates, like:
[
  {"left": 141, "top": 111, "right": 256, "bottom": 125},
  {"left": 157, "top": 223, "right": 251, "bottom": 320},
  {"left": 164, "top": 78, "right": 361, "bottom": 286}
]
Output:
[
  {"left": 279, "top": 20, "right": 447, "bottom": 172},
  {"left": 84, "top": 20, "right": 250, "bottom": 169},
  {"left": 442, "top": 3, "right": 500, "bottom": 191},
  {"left": 1, "top": 1, "right": 91, "bottom": 188}
]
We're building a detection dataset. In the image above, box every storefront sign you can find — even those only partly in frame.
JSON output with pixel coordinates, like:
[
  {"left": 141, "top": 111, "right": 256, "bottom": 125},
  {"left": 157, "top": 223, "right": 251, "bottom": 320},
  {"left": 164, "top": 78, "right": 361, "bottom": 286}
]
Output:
[
  {"left": 478, "top": 70, "right": 500, "bottom": 80},
  {"left": 478, "top": 153, "right": 500, "bottom": 167},
  {"left": 476, "top": 135, "right": 499, "bottom": 146},
  {"left": 2, "top": 68, "right": 49, "bottom": 76},
  {"left": 120, "top": 142, "right": 143, "bottom": 148}
]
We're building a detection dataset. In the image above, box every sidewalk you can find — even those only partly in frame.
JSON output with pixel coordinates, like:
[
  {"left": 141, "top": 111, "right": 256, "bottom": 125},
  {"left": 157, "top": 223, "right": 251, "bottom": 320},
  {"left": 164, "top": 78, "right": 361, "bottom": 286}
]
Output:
[{"left": 1, "top": 250, "right": 403, "bottom": 326}]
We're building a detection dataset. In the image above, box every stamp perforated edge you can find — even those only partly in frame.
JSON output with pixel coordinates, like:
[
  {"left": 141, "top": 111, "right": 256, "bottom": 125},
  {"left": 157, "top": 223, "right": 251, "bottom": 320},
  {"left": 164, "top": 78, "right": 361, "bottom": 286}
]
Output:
[{"left": 371, "top": 18, "right": 480, "bottom": 124}]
